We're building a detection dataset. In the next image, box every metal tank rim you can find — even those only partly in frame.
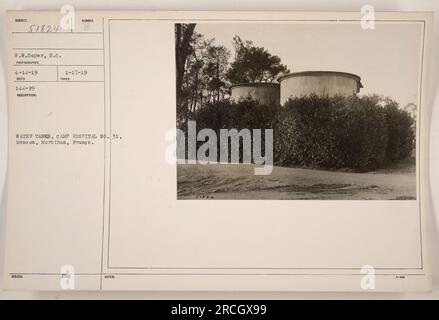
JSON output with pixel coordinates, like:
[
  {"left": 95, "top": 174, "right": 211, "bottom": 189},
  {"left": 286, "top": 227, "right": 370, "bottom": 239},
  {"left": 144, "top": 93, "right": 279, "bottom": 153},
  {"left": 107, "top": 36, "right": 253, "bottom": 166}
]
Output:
[{"left": 277, "top": 71, "right": 363, "bottom": 88}]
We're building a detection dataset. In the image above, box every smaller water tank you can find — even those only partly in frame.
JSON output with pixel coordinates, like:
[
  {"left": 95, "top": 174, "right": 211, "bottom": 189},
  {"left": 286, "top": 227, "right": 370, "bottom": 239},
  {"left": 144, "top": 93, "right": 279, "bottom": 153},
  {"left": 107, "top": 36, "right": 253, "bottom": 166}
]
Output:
[{"left": 230, "top": 83, "right": 280, "bottom": 106}]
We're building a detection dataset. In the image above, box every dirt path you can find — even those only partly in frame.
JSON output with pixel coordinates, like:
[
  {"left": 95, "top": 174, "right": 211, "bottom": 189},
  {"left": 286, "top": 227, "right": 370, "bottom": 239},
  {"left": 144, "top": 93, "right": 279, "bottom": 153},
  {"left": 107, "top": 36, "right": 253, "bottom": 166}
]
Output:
[{"left": 177, "top": 163, "right": 416, "bottom": 200}]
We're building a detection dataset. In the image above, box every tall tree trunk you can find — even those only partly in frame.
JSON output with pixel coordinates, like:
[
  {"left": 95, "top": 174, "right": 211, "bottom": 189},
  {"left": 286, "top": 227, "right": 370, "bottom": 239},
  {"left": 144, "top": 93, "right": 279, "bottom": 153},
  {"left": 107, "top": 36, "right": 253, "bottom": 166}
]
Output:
[
  {"left": 216, "top": 59, "right": 220, "bottom": 102},
  {"left": 175, "top": 23, "right": 196, "bottom": 125}
]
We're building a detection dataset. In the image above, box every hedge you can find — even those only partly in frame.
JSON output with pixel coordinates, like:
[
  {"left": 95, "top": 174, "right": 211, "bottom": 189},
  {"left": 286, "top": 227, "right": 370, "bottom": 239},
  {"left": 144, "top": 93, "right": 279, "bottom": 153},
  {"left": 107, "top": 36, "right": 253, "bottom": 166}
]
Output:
[{"left": 186, "top": 95, "right": 414, "bottom": 171}]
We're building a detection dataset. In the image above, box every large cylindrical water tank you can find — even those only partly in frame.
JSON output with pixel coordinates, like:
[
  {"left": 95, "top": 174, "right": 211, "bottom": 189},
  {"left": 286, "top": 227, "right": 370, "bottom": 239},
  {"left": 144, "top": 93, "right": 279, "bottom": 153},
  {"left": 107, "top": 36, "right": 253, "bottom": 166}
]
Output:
[{"left": 278, "top": 71, "right": 363, "bottom": 105}]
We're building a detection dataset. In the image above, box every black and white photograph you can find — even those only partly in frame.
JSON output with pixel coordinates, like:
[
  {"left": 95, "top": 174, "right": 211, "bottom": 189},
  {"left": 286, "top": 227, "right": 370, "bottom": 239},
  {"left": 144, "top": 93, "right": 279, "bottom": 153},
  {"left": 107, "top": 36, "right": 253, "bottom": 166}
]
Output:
[{"left": 175, "top": 22, "right": 421, "bottom": 200}]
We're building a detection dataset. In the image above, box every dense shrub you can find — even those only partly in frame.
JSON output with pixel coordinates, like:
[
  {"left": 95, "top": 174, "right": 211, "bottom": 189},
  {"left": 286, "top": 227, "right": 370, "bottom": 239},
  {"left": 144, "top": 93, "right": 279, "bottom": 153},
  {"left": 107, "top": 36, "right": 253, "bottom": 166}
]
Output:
[
  {"left": 275, "top": 95, "right": 390, "bottom": 170},
  {"left": 187, "top": 95, "right": 414, "bottom": 171},
  {"left": 187, "top": 99, "right": 279, "bottom": 162},
  {"left": 274, "top": 95, "right": 348, "bottom": 169},
  {"left": 192, "top": 98, "right": 279, "bottom": 131},
  {"left": 383, "top": 103, "right": 415, "bottom": 162}
]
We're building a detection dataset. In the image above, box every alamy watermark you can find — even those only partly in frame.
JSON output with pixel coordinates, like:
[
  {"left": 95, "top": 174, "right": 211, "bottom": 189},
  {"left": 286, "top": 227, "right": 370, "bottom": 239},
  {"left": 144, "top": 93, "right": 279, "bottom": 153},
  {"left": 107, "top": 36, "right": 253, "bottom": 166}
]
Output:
[
  {"left": 60, "top": 5, "right": 75, "bottom": 31},
  {"left": 360, "top": 265, "right": 376, "bottom": 290},
  {"left": 60, "top": 264, "right": 75, "bottom": 290},
  {"left": 361, "top": 5, "right": 375, "bottom": 30},
  {"left": 166, "top": 121, "right": 273, "bottom": 175}
]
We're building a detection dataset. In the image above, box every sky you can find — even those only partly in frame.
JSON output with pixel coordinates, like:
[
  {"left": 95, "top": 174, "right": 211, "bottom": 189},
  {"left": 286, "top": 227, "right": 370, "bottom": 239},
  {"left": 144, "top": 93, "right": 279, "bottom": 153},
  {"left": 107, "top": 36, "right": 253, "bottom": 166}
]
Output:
[{"left": 195, "top": 22, "right": 423, "bottom": 108}]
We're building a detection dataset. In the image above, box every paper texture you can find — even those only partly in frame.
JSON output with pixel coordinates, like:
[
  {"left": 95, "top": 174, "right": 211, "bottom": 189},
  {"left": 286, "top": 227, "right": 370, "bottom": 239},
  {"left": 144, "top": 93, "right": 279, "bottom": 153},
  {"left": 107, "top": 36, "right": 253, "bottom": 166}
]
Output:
[{"left": 3, "top": 10, "right": 433, "bottom": 291}]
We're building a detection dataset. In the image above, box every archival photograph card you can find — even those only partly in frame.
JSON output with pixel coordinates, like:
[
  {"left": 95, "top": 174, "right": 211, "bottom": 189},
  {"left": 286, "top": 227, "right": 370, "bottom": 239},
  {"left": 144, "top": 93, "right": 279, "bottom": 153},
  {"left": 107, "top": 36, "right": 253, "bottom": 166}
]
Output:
[{"left": 2, "top": 10, "right": 433, "bottom": 291}]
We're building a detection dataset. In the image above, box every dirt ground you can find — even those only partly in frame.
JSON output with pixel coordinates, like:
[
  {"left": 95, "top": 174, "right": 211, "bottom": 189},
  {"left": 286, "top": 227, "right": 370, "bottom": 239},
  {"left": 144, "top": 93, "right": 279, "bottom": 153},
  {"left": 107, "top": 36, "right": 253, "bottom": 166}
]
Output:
[{"left": 177, "top": 159, "right": 416, "bottom": 200}]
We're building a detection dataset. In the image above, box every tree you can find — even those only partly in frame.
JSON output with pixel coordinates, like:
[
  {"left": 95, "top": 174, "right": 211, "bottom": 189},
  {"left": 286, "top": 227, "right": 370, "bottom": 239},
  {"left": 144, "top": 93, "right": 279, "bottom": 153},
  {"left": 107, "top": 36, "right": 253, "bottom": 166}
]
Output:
[
  {"left": 178, "top": 30, "right": 230, "bottom": 122},
  {"left": 226, "top": 36, "right": 289, "bottom": 84},
  {"left": 203, "top": 44, "right": 230, "bottom": 104},
  {"left": 175, "top": 23, "right": 196, "bottom": 124}
]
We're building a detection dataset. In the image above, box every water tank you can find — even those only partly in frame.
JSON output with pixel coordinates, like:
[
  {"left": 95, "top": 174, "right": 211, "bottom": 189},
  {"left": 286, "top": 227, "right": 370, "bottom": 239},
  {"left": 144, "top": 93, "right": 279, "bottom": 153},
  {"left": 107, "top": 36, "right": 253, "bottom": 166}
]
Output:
[
  {"left": 230, "top": 83, "right": 280, "bottom": 106},
  {"left": 278, "top": 71, "right": 363, "bottom": 105}
]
